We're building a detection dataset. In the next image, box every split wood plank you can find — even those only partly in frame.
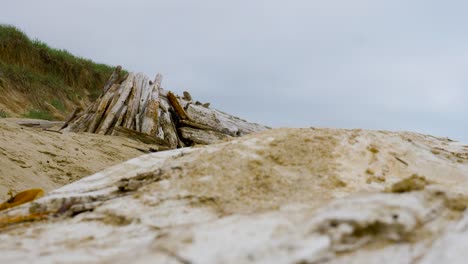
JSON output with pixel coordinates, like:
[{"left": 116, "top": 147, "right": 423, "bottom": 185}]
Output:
[
  {"left": 87, "top": 84, "right": 120, "bottom": 133},
  {"left": 123, "top": 75, "right": 143, "bottom": 130},
  {"left": 179, "top": 119, "right": 218, "bottom": 132},
  {"left": 140, "top": 74, "right": 161, "bottom": 136},
  {"left": 114, "top": 105, "right": 128, "bottom": 128},
  {"left": 137, "top": 75, "right": 152, "bottom": 120},
  {"left": 167, "top": 92, "right": 190, "bottom": 121},
  {"left": 102, "top": 66, "right": 122, "bottom": 94},
  {"left": 158, "top": 97, "right": 179, "bottom": 149},
  {"left": 97, "top": 73, "right": 135, "bottom": 135},
  {"left": 134, "top": 75, "right": 152, "bottom": 132}
]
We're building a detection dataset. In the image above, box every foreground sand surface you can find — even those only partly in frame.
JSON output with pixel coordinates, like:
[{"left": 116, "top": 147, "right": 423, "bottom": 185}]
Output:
[
  {"left": 0, "top": 118, "right": 151, "bottom": 200},
  {"left": 1, "top": 127, "right": 468, "bottom": 263}
]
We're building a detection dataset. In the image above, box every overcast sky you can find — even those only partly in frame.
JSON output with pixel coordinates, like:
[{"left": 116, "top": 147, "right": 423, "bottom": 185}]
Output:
[{"left": 2, "top": 1, "right": 468, "bottom": 142}]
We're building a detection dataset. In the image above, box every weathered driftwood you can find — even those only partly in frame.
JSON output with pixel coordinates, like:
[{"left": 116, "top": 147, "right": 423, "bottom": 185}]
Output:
[
  {"left": 181, "top": 100, "right": 267, "bottom": 137},
  {"left": 167, "top": 91, "right": 190, "bottom": 120},
  {"left": 140, "top": 74, "right": 161, "bottom": 136},
  {"left": 98, "top": 73, "right": 135, "bottom": 135},
  {"left": 179, "top": 126, "right": 232, "bottom": 145},
  {"left": 183, "top": 91, "right": 192, "bottom": 101},
  {"left": 3, "top": 129, "right": 468, "bottom": 263},
  {"left": 102, "top": 66, "right": 122, "bottom": 94},
  {"left": 64, "top": 98, "right": 100, "bottom": 132},
  {"left": 179, "top": 119, "right": 217, "bottom": 132},
  {"left": 42, "top": 128, "right": 63, "bottom": 134},
  {"left": 136, "top": 75, "right": 152, "bottom": 129},
  {"left": 159, "top": 90, "right": 186, "bottom": 148},
  {"left": 158, "top": 97, "right": 180, "bottom": 149},
  {"left": 114, "top": 105, "right": 128, "bottom": 128},
  {"left": 194, "top": 101, "right": 210, "bottom": 108},
  {"left": 18, "top": 120, "right": 64, "bottom": 129},
  {"left": 63, "top": 115, "right": 82, "bottom": 132},
  {"left": 121, "top": 143, "right": 169, "bottom": 153},
  {"left": 73, "top": 113, "right": 94, "bottom": 132},
  {"left": 63, "top": 71, "right": 268, "bottom": 151},
  {"left": 60, "top": 107, "right": 82, "bottom": 130},
  {"left": 123, "top": 76, "right": 142, "bottom": 130},
  {"left": 153, "top": 73, "right": 163, "bottom": 88},
  {"left": 87, "top": 84, "right": 120, "bottom": 133},
  {"left": 112, "top": 126, "right": 170, "bottom": 147},
  {"left": 116, "top": 72, "right": 129, "bottom": 85}
]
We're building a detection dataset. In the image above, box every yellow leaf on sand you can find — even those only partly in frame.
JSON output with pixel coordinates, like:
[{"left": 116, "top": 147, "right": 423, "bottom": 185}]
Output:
[{"left": 0, "top": 189, "right": 44, "bottom": 211}]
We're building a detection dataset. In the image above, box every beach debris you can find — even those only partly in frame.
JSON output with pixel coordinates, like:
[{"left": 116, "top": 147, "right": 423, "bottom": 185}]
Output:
[
  {"left": 0, "top": 189, "right": 44, "bottom": 211},
  {"left": 61, "top": 67, "right": 267, "bottom": 148},
  {"left": 395, "top": 156, "right": 409, "bottom": 166},
  {"left": 388, "top": 174, "right": 430, "bottom": 193}
]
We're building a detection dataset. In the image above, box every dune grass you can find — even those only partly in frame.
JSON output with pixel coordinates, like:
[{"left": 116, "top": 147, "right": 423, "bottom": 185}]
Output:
[
  {"left": 24, "top": 109, "right": 54, "bottom": 121},
  {"left": 0, "top": 24, "right": 125, "bottom": 119},
  {"left": 0, "top": 109, "right": 7, "bottom": 118}
]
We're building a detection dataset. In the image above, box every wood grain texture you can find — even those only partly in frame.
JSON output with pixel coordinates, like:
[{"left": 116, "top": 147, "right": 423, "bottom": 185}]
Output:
[
  {"left": 113, "top": 126, "right": 170, "bottom": 147},
  {"left": 102, "top": 65, "right": 122, "bottom": 94},
  {"left": 179, "top": 126, "right": 232, "bottom": 145},
  {"left": 167, "top": 92, "right": 190, "bottom": 120},
  {"left": 140, "top": 74, "right": 161, "bottom": 136},
  {"left": 98, "top": 73, "right": 135, "bottom": 135}
]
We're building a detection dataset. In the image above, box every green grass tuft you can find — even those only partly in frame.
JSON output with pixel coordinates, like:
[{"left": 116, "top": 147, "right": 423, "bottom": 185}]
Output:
[
  {"left": 24, "top": 109, "right": 53, "bottom": 120},
  {"left": 50, "top": 99, "right": 66, "bottom": 112},
  {"left": 0, "top": 109, "right": 7, "bottom": 118}
]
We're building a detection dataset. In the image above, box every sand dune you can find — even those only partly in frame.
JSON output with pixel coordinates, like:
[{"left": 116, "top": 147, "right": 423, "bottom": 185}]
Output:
[{"left": 0, "top": 118, "right": 153, "bottom": 201}]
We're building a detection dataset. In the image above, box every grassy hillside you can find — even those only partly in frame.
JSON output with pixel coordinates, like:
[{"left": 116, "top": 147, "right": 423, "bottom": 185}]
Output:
[{"left": 0, "top": 25, "right": 124, "bottom": 120}]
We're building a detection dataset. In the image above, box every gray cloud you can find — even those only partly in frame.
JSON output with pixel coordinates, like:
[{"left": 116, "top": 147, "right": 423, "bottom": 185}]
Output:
[{"left": 1, "top": 0, "right": 468, "bottom": 141}]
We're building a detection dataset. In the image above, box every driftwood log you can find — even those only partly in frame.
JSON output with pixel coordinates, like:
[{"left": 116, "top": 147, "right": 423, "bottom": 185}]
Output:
[
  {"left": 179, "top": 127, "right": 232, "bottom": 145},
  {"left": 62, "top": 68, "right": 268, "bottom": 150},
  {"left": 112, "top": 126, "right": 170, "bottom": 149},
  {"left": 102, "top": 65, "right": 122, "bottom": 94}
]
